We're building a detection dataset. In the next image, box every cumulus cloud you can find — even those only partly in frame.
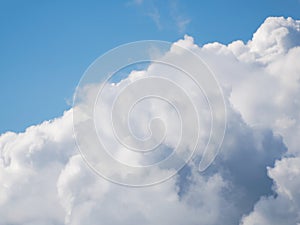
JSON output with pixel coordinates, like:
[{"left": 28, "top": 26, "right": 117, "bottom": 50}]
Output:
[
  {"left": 0, "top": 110, "right": 74, "bottom": 225},
  {"left": 1, "top": 16, "right": 300, "bottom": 225},
  {"left": 240, "top": 157, "right": 300, "bottom": 225}
]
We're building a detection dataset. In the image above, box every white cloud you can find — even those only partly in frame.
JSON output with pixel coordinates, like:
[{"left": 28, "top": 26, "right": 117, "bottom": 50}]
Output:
[
  {"left": 241, "top": 157, "right": 300, "bottom": 225},
  {"left": 1, "top": 16, "right": 300, "bottom": 225},
  {"left": 0, "top": 110, "right": 74, "bottom": 225},
  {"left": 195, "top": 16, "right": 300, "bottom": 224}
]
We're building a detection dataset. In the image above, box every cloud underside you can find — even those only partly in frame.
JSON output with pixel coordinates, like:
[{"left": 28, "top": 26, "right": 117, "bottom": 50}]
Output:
[{"left": 1, "top": 16, "right": 300, "bottom": 225}]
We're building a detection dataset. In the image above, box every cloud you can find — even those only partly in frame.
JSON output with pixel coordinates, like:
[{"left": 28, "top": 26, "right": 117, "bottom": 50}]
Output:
[
  {"left": 241, "top": 157, "right": 300, "bottom": 225},
  {"left": 129, "top": 0, "right": 190, "bottom": 33},
  {"left": 1, "top": 16, "right": 300, "bottom": 225},
  {"left": 169, "top": 0, "right": 191, "bottom": 33},
  {"left": 202, "top": 17, "right": 300, "bottom": 155},
  {"left": 194, "top": 16, "right": 300, "bottom": 224},
  {"left": 0, "top": 110, "right": 74, "bottom": 225}
]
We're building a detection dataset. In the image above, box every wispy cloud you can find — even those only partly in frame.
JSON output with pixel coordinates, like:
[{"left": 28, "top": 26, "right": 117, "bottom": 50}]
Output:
[
  {"left": 169, "top": 0, "right": 191, "bottom": 33},
  {"left": 147, "top": 7, "right": 162, "bottom": 30},
  {"left": 128, "top": 0, "right": 191, "bottom": 33}
]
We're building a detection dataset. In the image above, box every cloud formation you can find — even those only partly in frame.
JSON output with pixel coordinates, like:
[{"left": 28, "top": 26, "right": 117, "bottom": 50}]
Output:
[{"left": 1, "top": 16, "right": 300, "bottom": 225}]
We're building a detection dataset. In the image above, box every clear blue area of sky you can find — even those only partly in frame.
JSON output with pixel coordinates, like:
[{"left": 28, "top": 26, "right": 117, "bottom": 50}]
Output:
[{"left": 1, "top": 0, "right": 299, "bottom": 133}]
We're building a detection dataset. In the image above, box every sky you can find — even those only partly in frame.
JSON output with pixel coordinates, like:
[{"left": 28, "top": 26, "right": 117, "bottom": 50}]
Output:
[
  {"left": 1, "top": 0, "right": 300, "bottom": 133},
  {"left": 1, "top": 2, "right": 300, "bottom": 225}
]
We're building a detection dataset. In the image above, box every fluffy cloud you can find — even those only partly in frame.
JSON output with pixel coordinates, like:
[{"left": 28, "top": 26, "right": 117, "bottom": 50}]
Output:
[
  {"left": 1, "top": 16, "right": 300, "bottom": 225},
  {"left": 0, "top": 110, "right": 74, "bottom": 225},
  {"left": 241, "top": 157, "right": 300, "bottom": 225}
]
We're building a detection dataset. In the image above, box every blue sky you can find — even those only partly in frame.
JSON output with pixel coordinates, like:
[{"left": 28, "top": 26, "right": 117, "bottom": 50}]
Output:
[{"left": 1, "top": 0, "right": 300, "bottom": 133}]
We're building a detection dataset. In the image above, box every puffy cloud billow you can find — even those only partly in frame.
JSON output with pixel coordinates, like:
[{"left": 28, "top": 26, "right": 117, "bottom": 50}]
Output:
[{"left": 1, "top": 16, "right": 300, "bottom": 225}]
